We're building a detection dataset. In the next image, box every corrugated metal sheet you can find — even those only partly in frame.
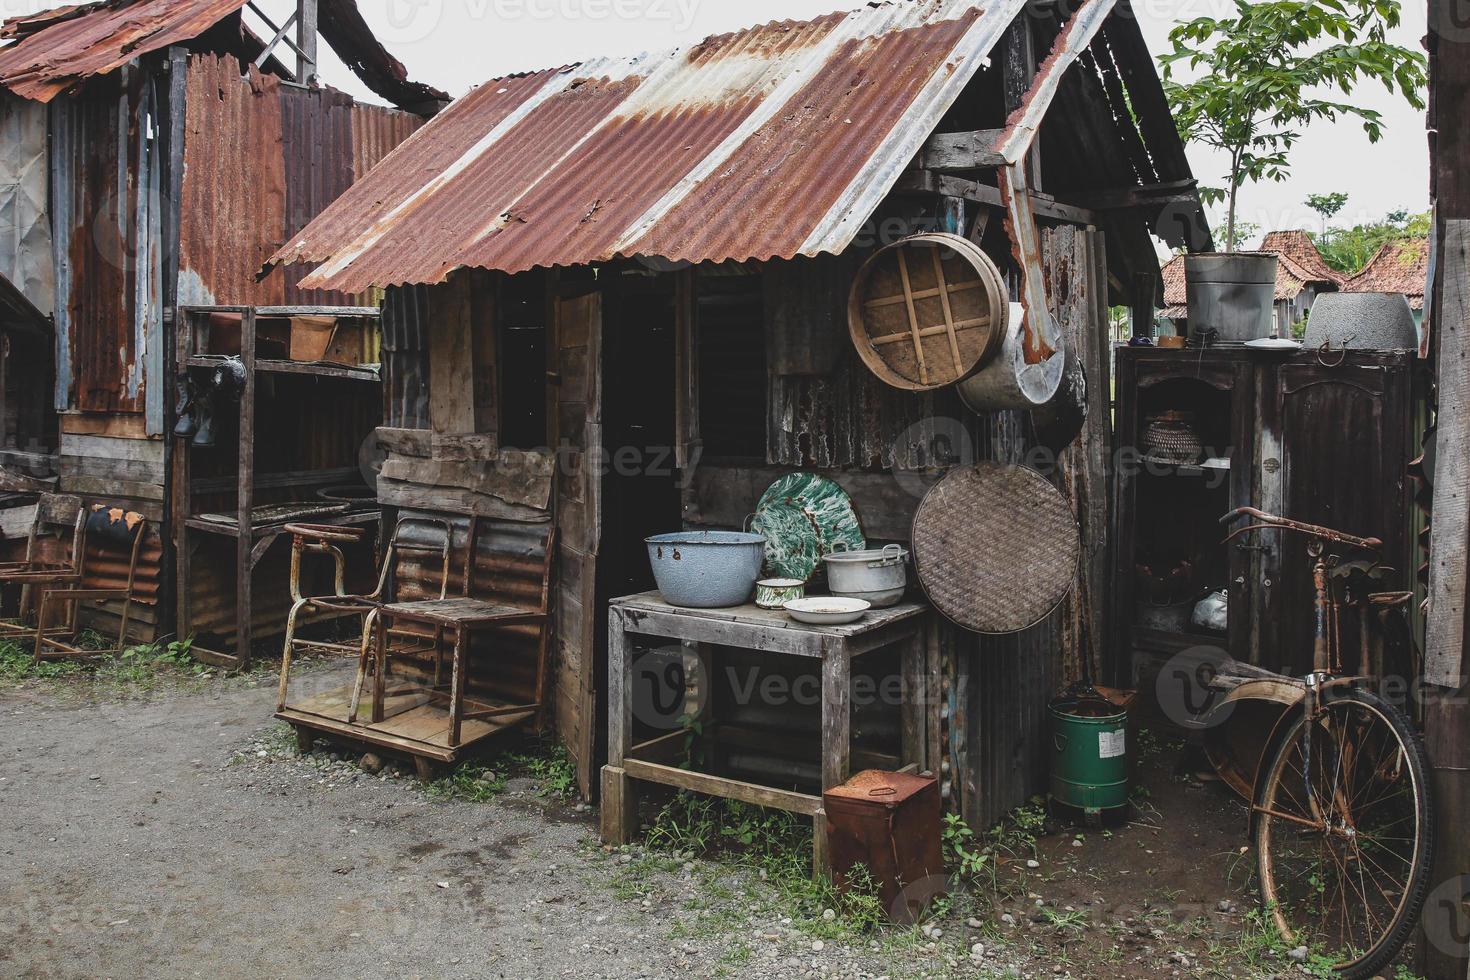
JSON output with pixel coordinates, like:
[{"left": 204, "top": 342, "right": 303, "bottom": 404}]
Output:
[
  {"left": 0, "top": 0, "right": 252, "bottom": 102},
  {"left": 0, "top": 91, "right": 54, "bottom": 316},
  {"left": 49, "top": 80, "right": 150, "bottom": 414},
  {"left": 276, "top": 0, "right": 1030, "bottom": 292},
  {"left": 177, "top": 53, "right": 424, "bottom": 308}
]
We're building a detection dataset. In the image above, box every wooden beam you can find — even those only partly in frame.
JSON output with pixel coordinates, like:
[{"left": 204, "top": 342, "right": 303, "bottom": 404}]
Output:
[
  {"left": 1427, "top": 220, "right": 1470, "bottom": 689},
  {"left": 894, "top": 171, "right": 1099, "bottom": 227},
  {"left": 1075, "top": 179, "right": 1200, "bottom": 212},
  {"left": 917, "top": 130, "right": 1006, "bottom": 171}
]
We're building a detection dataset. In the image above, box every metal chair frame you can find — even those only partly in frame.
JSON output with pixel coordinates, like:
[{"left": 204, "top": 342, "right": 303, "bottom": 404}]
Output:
[
  {"left": 32, "top": 518, "right": 150, "bottom": 660},
  {"left": 0, "top": 494, "right": 87, "bottom": 645},
  {"left": 276, "top": 516, "right": 453, "bottom": 713}
]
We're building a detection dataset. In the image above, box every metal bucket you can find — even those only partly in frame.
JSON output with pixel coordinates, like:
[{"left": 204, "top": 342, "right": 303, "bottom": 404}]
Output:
[
  {"left": 1185, "top": 253, "right": 1278, "bottom": 342},
  {"left": 956, "top": 302, "right": 1065, "bottom": 411},
  {"left": 1050, "top": 697, "right": 1131, "bottom": 816}
]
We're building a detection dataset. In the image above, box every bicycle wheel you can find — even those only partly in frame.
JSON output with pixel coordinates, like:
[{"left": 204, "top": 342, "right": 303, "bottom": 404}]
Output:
[{"left": 1254, "top": 687, "right": 1435, "bottom": 978}]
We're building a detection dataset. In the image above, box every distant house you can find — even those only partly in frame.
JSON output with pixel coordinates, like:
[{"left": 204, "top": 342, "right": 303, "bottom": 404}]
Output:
[
  {"left": 1160, "top": 230, "right": 1340, "bottom": 337},
  {"left": 1345, "top": 237, "right": 1429, "bottom": 326}
]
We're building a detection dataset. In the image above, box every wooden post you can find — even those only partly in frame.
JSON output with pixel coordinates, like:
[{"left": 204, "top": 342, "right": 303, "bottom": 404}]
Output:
[
  {"left": 235, "top": 308, "right": 256, "bottom": 667},
  {"left": 820, "top": 640, "right": 851, "bottom": 791},
  {"left": 296, "top": 0, "right": 318, "bottom": 84},
  {"left": 1421, "top": 215, "right": 1470, "bottom": 978},
  {"left": 1131, "top": 272, "right": 1157, "bottom": 340},
  {"left": 1001, "top": 11, "right": 1040, "bottom": 190},
  {"left": 601, "top": 605, "right": 638, "bottom": 844}
]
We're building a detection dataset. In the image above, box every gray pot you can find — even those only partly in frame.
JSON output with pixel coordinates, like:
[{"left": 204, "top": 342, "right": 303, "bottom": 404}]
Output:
[
  {"left": 1186, "top": 253, "right": 1278, "bottom": 342},
  {"left": 1304, "top": 292, "right": 1417, "bottom": 351},
  {"left": 823, "top": 543, "right": 908, "bottom": 608},
  {"left": 646, "top": 531, "right": 765, "bottom": 608}
]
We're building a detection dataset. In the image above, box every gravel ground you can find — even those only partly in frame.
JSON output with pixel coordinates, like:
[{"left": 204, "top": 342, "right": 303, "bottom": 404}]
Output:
[
  {"left": 0, "top": 666, "right": 1349, "bottom": 980},
  {"left": 0, "top": 669, "right": 998, "bottom": 979}
]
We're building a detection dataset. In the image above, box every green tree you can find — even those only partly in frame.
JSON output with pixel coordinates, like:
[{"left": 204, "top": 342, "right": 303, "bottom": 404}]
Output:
[
  {"left": 1310, "top": 209, "right": 1430, "bottom": 274},
  {"left": 1305, "top": 192, "right": 1350, "bottom": 239},
  {"left": 1163, "top": 0, "right": 1427, "bottom": 253}
]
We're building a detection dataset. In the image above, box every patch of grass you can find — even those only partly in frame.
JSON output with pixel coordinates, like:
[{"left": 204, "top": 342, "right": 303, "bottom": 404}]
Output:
[
  {"left": 500, "top": 741, "right": 578, "bottom": 799},
  {"left": 426, "top": 761, "right": 506, "bottom": 803},
  {"left": 0, "top": 638, "right": 82, "bottom": 680},
  {"left": 1039, "top": 907, "right": 1089, "bottom": 933},
  {"left": 1206, "top": 906, "right": 1337, "bottom": 978},
  {"left": 94, "top": 639, "right": 208, "bottom": 684},
  {"left": 426, "top": 739, "right": 577, "bottom": 803},
  {"left": 641, "top": 792, "right": 884, "bottom": 941}
]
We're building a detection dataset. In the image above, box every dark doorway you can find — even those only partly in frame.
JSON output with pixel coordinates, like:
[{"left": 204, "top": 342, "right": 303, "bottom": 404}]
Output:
[{"left": 599, "top": 271, "right": 683, "bottom": 601}]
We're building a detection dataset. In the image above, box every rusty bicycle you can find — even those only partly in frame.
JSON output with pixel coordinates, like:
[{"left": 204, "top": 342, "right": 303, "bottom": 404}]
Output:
[{"left": 1221, "top": 508, "right": 1435, "bottom": 978}]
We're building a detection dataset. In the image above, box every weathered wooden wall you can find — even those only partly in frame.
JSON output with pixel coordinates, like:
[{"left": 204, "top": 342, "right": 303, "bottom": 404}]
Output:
[{"left": 685, "top": 226, "right": 1111, "bottom": 828}]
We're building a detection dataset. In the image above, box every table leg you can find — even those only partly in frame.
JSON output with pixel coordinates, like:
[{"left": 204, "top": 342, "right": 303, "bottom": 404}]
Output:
[
  {"left": 603, "top": 607, "right": 638, "bottom": 844},
  {"left": 901, "top": 628, "right": 925, "bottom": 772},
  {"left": 449, "top": 626, "right": 466, "bottom": 748},
  {"left": 821, "top": 641, "right": 851, "bottom": 791},
  {"left": 813, "top": 808, "right": 831, "bottom": 880}
]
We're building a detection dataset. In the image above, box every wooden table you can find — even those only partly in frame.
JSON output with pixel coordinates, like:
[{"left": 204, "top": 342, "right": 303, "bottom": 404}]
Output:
[{"left": 600, "top": 592, "right": 931, "bottom": 875}]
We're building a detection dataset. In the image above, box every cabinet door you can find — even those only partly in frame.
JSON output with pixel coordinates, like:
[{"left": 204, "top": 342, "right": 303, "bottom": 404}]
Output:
[{"left": 1259, "top": 357, "right": 1411, "bottom": 675}]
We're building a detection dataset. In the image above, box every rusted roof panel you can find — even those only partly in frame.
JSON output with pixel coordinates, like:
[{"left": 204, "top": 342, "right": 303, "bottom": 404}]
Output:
[
  {"left": 1346, "top": 237, "right": 1428, "bottom": 309},
  {"left": 277, "top": 0, "right": 1030, "bottom": 291},
  {"left": 0, "top": 0, "right": 251, "bottom": 102},
  {"left": 1260, "top": 229, "right": 1343, "bottom": 286}
]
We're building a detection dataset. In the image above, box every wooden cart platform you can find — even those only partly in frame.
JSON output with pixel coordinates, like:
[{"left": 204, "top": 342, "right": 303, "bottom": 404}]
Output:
[{"left": 277, "top": 683, "right": 534, "bottom": 765}]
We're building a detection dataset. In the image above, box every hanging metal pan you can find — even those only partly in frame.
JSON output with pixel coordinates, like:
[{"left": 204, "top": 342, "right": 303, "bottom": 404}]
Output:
[
  {"left": 911, "top": 462, "right": 1080, "bottom": 634},
  {"left": 848, "top": 233, "right": 1008, "bottom": 391}
]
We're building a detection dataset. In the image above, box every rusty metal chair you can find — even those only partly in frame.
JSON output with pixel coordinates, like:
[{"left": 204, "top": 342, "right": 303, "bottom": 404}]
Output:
[
  {"left": 0, "top": 494, "right": 87, "bottom": 646},
  {"left": 31, "top": 505, "right": 150, "bottom": 660},
  {"left": 276, "top": 516, "right": 453, "bottom": 714}
]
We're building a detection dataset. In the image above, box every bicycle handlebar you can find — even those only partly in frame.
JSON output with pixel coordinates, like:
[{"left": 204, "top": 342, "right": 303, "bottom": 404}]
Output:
[{"left": 1221, "top": 507, "right": 1383, "bottom": 551}]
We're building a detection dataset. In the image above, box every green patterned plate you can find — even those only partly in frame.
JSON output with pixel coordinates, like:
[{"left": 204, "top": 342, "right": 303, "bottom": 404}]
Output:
[{"left": 752, "top": 473, "right": 866, "bottom": 583}]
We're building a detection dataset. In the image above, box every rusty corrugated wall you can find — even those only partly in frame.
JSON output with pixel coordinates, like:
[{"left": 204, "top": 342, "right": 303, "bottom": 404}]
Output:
[
  {"left": 49, "top": 73, "right": 155, "bottom": 416},
  {"left": 176, "top": 53, "right": 424, "bottom": 309}
]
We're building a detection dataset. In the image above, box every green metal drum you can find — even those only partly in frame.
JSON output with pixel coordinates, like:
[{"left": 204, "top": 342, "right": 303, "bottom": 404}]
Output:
[{"left": 1049, "top": 698, "right": 1131, "bottom": 817}]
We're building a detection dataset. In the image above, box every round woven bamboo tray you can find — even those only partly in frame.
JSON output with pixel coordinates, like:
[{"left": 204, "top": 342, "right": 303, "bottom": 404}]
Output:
[
  {"left": 911, "top": 462, "right": 1080, "bottom": 634},
  {"left": 848, "top": 233, "right": 1008, "bottom": 391}
]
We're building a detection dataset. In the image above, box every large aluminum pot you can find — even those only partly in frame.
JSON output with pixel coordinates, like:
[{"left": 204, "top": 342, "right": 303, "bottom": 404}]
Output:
[
  {"left": 1185, "top": 252, "right": 1278, "bottom": 342},
  {"left": 646, "top": 531, "right": 765, "bottom": 608},
  {"left": 823, "top": 543, "right": 909, "bottom": 609}
]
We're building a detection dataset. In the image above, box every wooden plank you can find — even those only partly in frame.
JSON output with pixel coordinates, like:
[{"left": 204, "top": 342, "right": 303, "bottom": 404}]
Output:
[
  {"left": 60, "top": 414, "right": 150, "bottom": 438},
  {"left": 236, "top": 309, "right": 257, "bottom": 668},
  {"left": 623, "top": 758, "right": 822, "bottom": 816},
  {"left": 821, "top": 641, "right": 851, "bottom": 790},
  {"left": 918, "top": 129, "right": 1006, "bottom": 171},
  {"left": 1427, "top": 219, "right": 1470, "bottom": 688},
  {"left": 428, "top": 272, "right": 477, "bottom": 435},
  {"left": 59, "top": 433, "right": 165, "bottom": 464}
]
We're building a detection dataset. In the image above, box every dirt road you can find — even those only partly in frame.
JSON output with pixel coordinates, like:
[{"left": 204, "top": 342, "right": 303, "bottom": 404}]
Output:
[
  {"left": 0, "top": 671, "right": 718, "bottom": 980},
  {"left": 0, "top": 668, "right": 1352, "bottom": 980}
]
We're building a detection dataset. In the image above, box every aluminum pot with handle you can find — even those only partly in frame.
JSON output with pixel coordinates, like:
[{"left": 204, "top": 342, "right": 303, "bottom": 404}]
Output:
[{"left": 822, "top": 543, "right": 909, "bottom": 609}]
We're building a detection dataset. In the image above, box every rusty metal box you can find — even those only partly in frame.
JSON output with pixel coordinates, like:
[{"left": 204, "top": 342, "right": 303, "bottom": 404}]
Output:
[{"left": 823, "top": 769, "right": 945, "bottom": 923}]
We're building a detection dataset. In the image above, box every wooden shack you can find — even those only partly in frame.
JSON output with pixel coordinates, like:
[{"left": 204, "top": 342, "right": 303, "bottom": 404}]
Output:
[
  {"left": 269, "top": 0, "right": 1209, "bottom": 828},
  {"left": 0, "top": 0, "right": 446, "bottom": 644}
]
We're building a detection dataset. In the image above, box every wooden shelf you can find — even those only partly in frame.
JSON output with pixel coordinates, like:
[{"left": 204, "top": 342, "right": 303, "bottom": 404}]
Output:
[{"left": 185, "top": 354, "right": 378, "bottom": 383}]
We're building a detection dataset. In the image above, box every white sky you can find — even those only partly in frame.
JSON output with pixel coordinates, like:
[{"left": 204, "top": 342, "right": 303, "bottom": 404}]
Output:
[{"left": 2, "top": 0, "right": 1434, "bottom": 239}]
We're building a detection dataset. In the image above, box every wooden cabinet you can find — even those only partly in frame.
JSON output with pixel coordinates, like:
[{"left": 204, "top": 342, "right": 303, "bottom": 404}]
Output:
[{"left": 1113, "top": 346, "right": 1418, "bottom": 680}]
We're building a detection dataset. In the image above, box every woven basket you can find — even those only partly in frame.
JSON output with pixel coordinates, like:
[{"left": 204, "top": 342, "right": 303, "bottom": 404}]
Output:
[{"left": 1141, "top": 411, "right": 1203, "bottom": 465}]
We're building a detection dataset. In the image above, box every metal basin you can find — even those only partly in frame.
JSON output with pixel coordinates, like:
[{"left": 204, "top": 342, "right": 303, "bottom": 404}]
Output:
[
  {"left": 646, "top": 531, "right": 765, "bottom": 608},
  {"left": 823, "top": 543, "right": 908, "bottom": 608}
]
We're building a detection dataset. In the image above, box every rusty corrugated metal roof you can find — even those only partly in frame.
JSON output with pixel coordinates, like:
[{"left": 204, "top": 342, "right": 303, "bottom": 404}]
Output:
[
  {"left": 0, "top": 0, "right": 251, "bottom": 102},
  {"left": 276, "top": 0, "right": 1030, "bottom": 291}
]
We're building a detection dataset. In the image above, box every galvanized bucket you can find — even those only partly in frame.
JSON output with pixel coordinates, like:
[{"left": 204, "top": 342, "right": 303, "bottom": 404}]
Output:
[
  {"left": 1185, "top": 252, "right": 1278, "bottom": 342},
  {"left": 1050, "top": 697, "right": 1131, "bottom": 817}
]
